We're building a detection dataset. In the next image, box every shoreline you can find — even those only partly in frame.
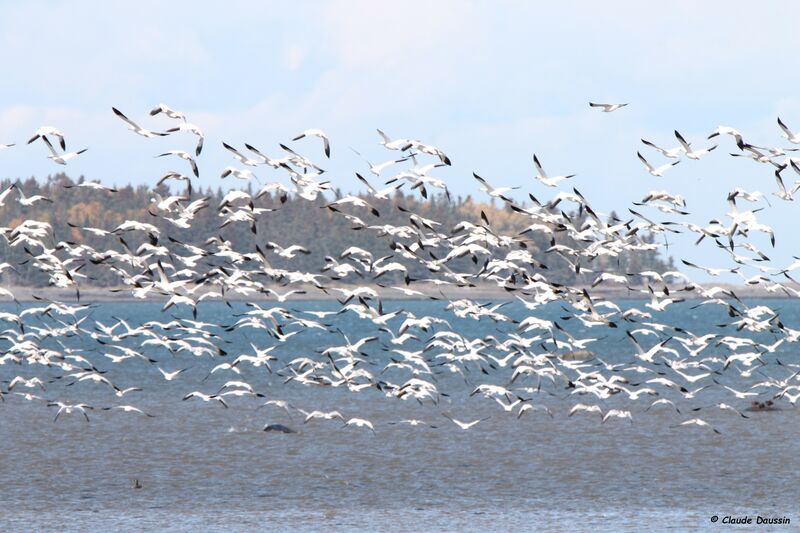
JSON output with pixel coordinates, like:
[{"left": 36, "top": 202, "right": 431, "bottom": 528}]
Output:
[{"left": 1, "top": 282, "right": 797, "bottom": 303}]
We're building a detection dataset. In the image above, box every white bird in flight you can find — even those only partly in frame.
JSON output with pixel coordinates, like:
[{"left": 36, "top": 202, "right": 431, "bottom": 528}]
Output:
[
  {"left": 112, "top": 107, "right": 167, "bottom": 138},
  {"left": 602, "top": 409, "right": 633, "bottom": 424},
  {"left": 589, "top": 102, "right": 628, "bottom": 112},
  {"left": 149, "top": 103, "right": 187, "bottom": 122},
  {"left": 674, "top": 418, "right": 721, "bottom": 435},
  {"left": 157, "top": 150, "right": 199, "bottom": 177},
  {"left": 17, "top": 188, "right": 53, "bottom": 206},
  {"left": 293, "top": 129, "right": 330, "bottom": 158},
  {"left": 777, "top": 117, "right": 800, "bottom": 144},
  {"left": 533, "top": 154, "right": 575, "bottom": 187},
  {"left": 49, "top": 402, "right": 93, "bottom": 423},
  {"left": 165, "top": 122, "right": 204, "bottom": 156},
  {"left": 344, "top": 417, "right": 375, "bottom": 432},
  {"left": 674, "top": 130, "right": 717, "bottom": 160},
  {"left": 641, "top": 139, "right": 685, "bottom": 159},
  {"left": 441, "top": 413, "right": 490, "bottom": 430},
  {"left": 158, "top": 367, "right": 189, "bottom": 381},
  {"left": 102, "top": 405, "right": 156, "bottom": 417},
  {"left": 223, "top": 142, "right": 261, "bottom": 167},
  {"left": 638, "top": 152, "right": 680, "bottom": 177},
  {"left": 42, "top": 136, "right": 87, "bottom": 165},
  {"left": 28, "top": 126, "right": 66, "bottom": 150}
]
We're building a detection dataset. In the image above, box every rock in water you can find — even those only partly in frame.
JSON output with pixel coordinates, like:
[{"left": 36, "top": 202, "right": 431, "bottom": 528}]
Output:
[{"left": 263, "top": 424, "right": 297, "bottom": 434}]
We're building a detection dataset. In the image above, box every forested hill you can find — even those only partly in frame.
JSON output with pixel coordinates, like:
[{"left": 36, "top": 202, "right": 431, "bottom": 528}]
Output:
[{"left": 0, "top": 173, "right": 673, "bottom": 288}]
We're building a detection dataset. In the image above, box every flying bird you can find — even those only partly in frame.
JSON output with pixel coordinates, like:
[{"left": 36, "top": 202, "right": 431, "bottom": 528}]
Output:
[
  {"left": 777, "top": 117, "right": 800, "bottom": 144},
  {"left": 637, "top": 152, "right": 680, "bottom": 177},
  {"left": 532, "top": 154, "right": 575, "bottom": 187},
  {"left": 112, "top": 107, "right": 168, "bottom": 138},
  {"left": 441, "top": 413, "right": 490, "bottom": 430},
  {"left": 674, "top": 130, "right": 717, "bottom": 160},
  {"left": 293, "top": 129, "right": 330, "bottom": 158},
  {"left": 28, "top": 126, "right": 66, "bottom": 150},
  {"left": 589, "top": 102, "right": 628, "bottom": 112}
]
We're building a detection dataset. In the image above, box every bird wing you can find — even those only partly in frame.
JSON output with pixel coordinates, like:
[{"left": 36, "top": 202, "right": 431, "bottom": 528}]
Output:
[
  {"left": 674, "top": 130, "right": 691, "bottom": 151},
  {"left": 641, "top": 139, "right": 666, "bottom": 155},
  {"left": 532, "top": 154, "right": 545, "bottom": 176},
  {"left": 655, "top": 161, "right": 679, "bottom": 174},
  {"left": 637, "top": 152, "right": 653, "bottom": 172},
  {"left": 778, "top": 117, "right": 792, "bottom": 136},
  {"left": 112, "top": 107, "right": 140, "bottom": 129},
  {"left": 41, "top": 136, "right": 60, "bottom": 157}
]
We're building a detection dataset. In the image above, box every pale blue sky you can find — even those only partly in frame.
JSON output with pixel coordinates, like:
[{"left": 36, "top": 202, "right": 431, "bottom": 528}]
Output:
[{"left": 2, "top": 1, "right": 800, "bottom": 281}]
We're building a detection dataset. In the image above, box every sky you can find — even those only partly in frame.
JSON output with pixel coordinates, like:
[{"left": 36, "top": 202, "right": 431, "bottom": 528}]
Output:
[{"left": 2, "top": 1, "right": 800, "bottom": 282}]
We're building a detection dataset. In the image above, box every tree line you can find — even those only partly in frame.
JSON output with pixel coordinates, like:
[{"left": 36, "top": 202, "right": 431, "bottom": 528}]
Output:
[{"left": 0, "top": 173, "right": 673, "bottom": 288}]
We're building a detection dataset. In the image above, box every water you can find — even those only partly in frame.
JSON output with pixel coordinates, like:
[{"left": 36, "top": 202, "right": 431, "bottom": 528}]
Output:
[{"left": 0, "top": 299, "right": 797, "bottom": 531}]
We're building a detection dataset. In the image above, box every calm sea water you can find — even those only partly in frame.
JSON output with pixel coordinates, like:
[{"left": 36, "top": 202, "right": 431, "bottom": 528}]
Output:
[{"left": 0, "top": 299, "right": 797, "bottom": 531}]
